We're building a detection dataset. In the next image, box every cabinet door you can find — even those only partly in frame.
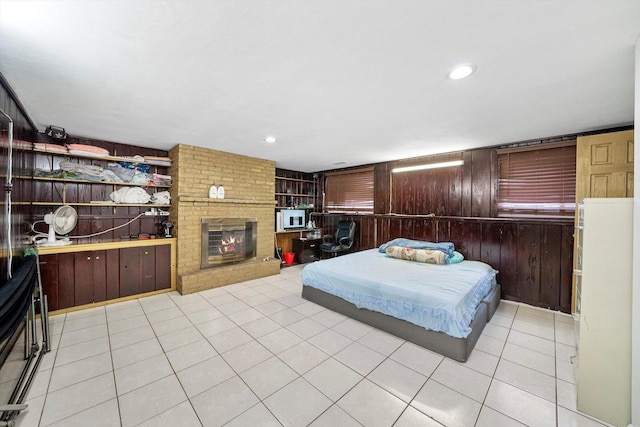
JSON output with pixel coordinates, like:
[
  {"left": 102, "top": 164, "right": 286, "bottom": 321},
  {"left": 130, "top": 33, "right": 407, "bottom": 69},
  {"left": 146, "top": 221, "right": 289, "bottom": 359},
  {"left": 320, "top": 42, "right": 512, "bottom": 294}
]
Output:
[
  {"left": 106, "top": 249, "right": 120, "bottom": 300},
  {"left": 74, "top": 251, "right": 94, "bottom": 306},
  {"left": 155, "top": 244, "right": 171, "bottom": 290},
  {"left": 120, "top": 247, "right": 141, "bottom": 297},
  {"left": 141, "top": 247, "right": 155, "bottom": 293},
  {"left": 39, "top": 254, "right": 59, "bottom": 312},
  {"left": 58, "top": 253, "right": 75, "bottom": 309},
  {"left": 92, "top": 250, "right": 107, "bottom": 303}
]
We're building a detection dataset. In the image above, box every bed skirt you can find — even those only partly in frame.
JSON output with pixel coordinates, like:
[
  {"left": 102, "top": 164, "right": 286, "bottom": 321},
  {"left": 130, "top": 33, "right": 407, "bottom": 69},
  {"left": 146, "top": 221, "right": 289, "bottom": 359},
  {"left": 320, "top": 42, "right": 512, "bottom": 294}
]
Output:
[{"left": 302, "top": 284, "right": 500, "bottom": 362}]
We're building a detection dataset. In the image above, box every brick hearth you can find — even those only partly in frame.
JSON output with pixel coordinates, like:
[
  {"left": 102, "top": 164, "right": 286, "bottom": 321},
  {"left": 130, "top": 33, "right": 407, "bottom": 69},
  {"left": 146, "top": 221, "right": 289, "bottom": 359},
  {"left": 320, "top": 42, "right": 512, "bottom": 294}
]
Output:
[{"left": 168, "top": 144, "right": 280, "bottom": 294}]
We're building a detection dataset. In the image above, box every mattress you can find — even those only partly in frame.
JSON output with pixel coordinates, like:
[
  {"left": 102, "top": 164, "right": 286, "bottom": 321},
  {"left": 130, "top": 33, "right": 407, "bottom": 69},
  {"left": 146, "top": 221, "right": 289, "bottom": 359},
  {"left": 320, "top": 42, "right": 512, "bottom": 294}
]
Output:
[{"left": 301, "top": 249, "right": 497, "bottom": 338}]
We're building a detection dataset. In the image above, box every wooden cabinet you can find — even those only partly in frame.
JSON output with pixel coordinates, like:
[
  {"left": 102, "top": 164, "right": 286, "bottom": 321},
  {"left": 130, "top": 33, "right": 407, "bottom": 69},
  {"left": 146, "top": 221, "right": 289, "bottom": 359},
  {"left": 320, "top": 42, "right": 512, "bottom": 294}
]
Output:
[
  {"left": 275, "top": 229, "right": 322, "bottom": 258},
  {"left": 38, "top": 239, "right": 176, "bottom": 312},
  {"left": 576, "top": 198, "right": 631, "bottom": 427},
  {"left": 292, "top": 238, "right": 321, "bottom": 263}
]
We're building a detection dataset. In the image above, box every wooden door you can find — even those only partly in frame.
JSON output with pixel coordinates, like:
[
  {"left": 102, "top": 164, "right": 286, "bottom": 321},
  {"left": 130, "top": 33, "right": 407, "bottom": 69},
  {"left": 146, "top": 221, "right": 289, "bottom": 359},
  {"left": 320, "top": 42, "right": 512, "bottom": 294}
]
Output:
[
  {"left": 576, "top": 130, "right": 634, "bottom": 199},
  {"left": 572, "top": 129, "right": 634, "bottom": 311}
]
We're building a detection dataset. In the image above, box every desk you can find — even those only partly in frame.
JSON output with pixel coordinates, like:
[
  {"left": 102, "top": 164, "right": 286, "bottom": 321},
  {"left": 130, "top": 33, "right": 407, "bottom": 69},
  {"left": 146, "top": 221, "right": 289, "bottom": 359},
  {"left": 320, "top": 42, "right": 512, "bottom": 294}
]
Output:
[{"left": 275, "top": 228, "right": 322, "bottom": 256}]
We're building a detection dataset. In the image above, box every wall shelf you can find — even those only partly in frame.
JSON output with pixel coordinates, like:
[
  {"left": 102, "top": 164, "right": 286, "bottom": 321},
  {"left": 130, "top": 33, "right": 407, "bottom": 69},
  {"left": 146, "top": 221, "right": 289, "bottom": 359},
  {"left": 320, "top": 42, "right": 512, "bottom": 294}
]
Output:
[{"left": 25, "top": 175, "right": 171, "bottom": 188}]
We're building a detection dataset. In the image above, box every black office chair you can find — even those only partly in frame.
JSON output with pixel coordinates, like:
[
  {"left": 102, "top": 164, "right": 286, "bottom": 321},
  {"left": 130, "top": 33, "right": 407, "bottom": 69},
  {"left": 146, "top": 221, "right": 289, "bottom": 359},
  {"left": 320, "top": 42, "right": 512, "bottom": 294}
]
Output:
[{"left": 320, "top": 220, "right": 356, "bottom": 257}]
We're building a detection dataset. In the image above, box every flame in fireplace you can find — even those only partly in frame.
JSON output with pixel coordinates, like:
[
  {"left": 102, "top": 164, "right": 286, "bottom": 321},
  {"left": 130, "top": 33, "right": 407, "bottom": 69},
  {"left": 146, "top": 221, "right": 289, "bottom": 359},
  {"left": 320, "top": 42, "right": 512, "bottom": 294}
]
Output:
[{"left": 219, "top": 233, "right": 244, "bottom": 254}]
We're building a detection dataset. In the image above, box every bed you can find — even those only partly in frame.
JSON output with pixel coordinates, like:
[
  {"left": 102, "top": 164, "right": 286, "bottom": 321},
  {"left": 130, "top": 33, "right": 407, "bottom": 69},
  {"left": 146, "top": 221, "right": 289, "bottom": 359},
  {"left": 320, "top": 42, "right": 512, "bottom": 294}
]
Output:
[{"left": 300, "top": 240, "right": 500, "bottom": 362}]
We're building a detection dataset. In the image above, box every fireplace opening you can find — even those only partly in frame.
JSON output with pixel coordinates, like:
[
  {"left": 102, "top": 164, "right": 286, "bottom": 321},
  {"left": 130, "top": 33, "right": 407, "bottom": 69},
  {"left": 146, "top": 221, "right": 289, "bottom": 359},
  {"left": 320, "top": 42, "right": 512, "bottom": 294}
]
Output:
[{"left": 201, "top": 218, "right": 257, "bottom": 269}]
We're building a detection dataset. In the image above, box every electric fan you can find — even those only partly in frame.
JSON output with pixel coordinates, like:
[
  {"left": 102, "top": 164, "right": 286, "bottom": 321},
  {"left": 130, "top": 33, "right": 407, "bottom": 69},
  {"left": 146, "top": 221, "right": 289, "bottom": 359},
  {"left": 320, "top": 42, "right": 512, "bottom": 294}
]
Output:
[{"left": 40, "top": 205, "right": 78, "bottom": 246}]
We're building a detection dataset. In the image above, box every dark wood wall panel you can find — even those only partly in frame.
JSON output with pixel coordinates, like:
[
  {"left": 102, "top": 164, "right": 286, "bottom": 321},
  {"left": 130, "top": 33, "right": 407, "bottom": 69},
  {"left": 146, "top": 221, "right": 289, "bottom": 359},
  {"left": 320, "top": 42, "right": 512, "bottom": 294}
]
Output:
[
  {"left": 316, "top": 213, "right": 573, "bottom": 313},
  {"left": 1, "top": 75, "right": 37, "bottom": 281}
]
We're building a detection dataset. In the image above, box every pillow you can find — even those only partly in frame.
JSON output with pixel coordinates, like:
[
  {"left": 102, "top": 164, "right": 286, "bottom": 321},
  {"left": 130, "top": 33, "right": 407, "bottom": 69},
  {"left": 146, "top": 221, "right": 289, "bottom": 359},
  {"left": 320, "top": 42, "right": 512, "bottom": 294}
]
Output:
[
  {"left": 385, "top": 246, "right": 447, "bottom": 265},
  {"left": 446, "top": 251, "right": 464, "bottom": 264},
  {"left": 378, "top": 238, "right": 455, "bottom": 257}
]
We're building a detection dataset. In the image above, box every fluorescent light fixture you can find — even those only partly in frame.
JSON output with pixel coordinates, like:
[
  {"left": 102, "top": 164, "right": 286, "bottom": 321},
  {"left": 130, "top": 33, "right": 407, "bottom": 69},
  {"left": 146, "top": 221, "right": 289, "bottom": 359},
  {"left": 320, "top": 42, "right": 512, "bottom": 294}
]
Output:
[
  {"left": 392, "top": 160, "right": 464, "bottom": 173},
  {"left": 265, "top": 136, "right": 276, "bottom": 143},
  {"left": 447, "top": 64, "right": 476, "bottom": 80}
]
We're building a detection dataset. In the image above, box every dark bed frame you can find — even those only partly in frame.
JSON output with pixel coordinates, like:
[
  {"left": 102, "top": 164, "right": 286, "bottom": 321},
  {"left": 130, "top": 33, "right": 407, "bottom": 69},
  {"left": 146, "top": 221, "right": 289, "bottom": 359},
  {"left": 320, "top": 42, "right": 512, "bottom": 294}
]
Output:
[{"left": 301, "top": 284, "right": 501, "bottom": 362}]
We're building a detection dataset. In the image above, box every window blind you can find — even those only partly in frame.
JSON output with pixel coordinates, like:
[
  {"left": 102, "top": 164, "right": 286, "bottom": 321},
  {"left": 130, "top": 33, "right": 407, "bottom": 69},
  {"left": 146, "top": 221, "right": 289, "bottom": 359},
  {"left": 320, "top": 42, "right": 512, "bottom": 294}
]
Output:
[
  {"left": 497, "top": 141, "right": 576, "bottom": 218},
  {"left": 324, "top": 167, "right": 374, "bottom": 213}
]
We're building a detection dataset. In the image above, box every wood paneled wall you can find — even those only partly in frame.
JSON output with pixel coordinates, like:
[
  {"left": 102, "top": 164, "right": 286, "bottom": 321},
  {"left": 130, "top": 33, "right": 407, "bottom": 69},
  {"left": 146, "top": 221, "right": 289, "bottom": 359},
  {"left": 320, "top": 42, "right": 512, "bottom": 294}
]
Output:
[
  {"left": 0, "top": 74, "right": 37, "bottom": 281},
  {"left": 313, "top": 144, "right": 575, "bottom": 313},
  {"left": 313, "top": 213, "right": 573, "bottom": 313}
]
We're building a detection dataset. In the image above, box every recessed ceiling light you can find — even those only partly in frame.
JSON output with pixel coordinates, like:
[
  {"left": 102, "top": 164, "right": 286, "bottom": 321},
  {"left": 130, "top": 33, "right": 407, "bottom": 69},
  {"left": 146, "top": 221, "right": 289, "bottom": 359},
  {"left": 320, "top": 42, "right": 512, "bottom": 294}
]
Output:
[
  {"left": 447, "top": 64, "right": 477, "bottom": 80},
  {"left": 265, "top": 136, "right": 276, "bottom": 143}
]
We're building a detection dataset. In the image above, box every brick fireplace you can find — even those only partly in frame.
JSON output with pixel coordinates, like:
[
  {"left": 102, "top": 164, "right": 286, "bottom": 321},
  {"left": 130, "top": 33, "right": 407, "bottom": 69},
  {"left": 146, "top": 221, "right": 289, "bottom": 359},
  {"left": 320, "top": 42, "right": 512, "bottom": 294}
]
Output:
[{"left": 168, "top": 144, "right": 280, "bottom": 294}]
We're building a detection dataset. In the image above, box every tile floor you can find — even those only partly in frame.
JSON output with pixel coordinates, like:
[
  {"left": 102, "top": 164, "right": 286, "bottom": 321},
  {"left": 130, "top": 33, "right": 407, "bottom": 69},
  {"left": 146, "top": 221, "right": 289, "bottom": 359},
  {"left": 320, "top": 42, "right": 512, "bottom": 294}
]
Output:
[{"left": 8, "top": 265, "right": 613, "bottom": 426}]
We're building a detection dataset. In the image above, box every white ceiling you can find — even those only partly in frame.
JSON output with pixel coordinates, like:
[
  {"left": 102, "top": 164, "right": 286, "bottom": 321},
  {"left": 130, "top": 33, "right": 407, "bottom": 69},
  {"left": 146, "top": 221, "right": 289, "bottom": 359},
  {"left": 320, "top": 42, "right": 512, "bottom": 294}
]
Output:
[{"left": 1, "top": 1, "right": 639, "bottom": 172}]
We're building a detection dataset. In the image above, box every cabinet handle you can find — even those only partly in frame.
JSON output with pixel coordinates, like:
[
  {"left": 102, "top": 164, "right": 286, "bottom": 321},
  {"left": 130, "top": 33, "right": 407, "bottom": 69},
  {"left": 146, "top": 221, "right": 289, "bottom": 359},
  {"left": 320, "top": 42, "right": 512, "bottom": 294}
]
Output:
[
  {"left": 144, "top": 251, "right": 149, "bottom": 255},
  {"left": 95, "top": 256, "right": 100, "bottom": 260},
  {"left": 87, "top": 256, "right": 91, "bottom": 260}
]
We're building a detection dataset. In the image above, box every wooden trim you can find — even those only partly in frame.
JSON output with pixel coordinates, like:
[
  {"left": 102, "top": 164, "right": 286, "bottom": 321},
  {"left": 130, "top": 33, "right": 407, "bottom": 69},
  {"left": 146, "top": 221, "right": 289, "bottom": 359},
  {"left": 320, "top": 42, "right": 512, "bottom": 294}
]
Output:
[{"left": 36, "top": 237, "right": 176, "bottom": 255}]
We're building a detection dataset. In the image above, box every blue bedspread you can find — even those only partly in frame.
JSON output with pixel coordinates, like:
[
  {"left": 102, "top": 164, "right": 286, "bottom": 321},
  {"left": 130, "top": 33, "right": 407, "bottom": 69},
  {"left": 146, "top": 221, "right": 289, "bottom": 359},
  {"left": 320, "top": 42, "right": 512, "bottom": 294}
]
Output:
[{"left": 301, "top": 249, "right": 497, "bottom": 338}]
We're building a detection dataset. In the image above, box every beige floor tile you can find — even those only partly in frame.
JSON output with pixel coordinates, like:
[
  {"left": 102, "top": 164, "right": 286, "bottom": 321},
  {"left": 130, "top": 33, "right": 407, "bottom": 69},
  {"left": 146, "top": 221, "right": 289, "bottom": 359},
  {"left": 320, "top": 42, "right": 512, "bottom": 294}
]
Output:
[
  {"left": 476, "top": 406, "right": 526, "bottom": 426},
  {"left": 58, "top": 323, "right": 108, "bottom": 348},
  {"left": 393, "top": 405, "right": 444, "bottom": 426},
  {"left": 484, "top": 379, "right": 556, "bottom": 427},
  {"left": 48, "top": 398, "right": 120, "bottom": 427},
  {"left": 501, "top": 342, "right": 555, "bottom": 376},
  {"left": 108, "top": 324, "right": 155, "bottom": 350},
  {"left": 40, "top": 373, "right": 116, "bottom": 426},
  {"left": 337, "top": 379, "right": 407, "bottom": 427},
  {"left": 118, "top": 375, "right": 187, "bottom": 427},
  {"left": 157, "top": 325, "right": 203, "bottom": 352},
  {"left": 334, "top": 342, "right": 386, "bottom": 376},
  {"left": 114, "top": 353, "right": 173, "bottom": 396},
  {"left": 287, "top": 317, "right": 327, "bottom": 340},
  {"left": 367, "top": 358, "right": 427, "bottom": 403},
  {"left": 494, "top": 359, "right": 556, "bottom": 402},
  {"left": 240, "top": 356, "right": 299, "bottom": 399},
  {"left": 411, "top": 379, "right": 482, "bottom": 427},
  {"left": 191, "top": 375, "right": 259, "bottom": 426},
  {"left": 279, "top": 340, "right": 329, "bottom": 375},
  {"left": 176, "top": 355, "right": 236, "bottom": 398},
  {"left": 54, "top": 335, "right": 110, "bottom": 367},
  {"left": 308, "top": 328, "right": 354, "bottom": 355},
  {"left": 137, "top": 400, "right": 202, "bottom": 427},
  {"left": 207, "top": 326, "right": 255, "bottom": 353},
  {"left": 389, "top": 342, "right": 443, "bottom": 377},
  {"left": 111, "top": 337, "right": 163, "bottom": 370},
  {"left": 308, "top": 404, "right": 362, "bottom": 427},
  {"left": 431, "top": 358, "right": 492, "bottom": 403},
  {"left": 357, "top": 329, "right": 404, "bottom": 356},
  {"left": 224, "top": 403, "right": 283, "bottom": 427},
  {"left": 49, "top": 351, "right": 112, "bottom": 392},
  {"left": 264, "top": 377, "right": 332, "bottom": 426},
  {"left": 257, "top": 327, "right": 303, "bottom": 354},
  {"left": 303, "top": 357, "right": 363, "bottom": 401},
  {"left": 221, "top": 340, "right": 273, "bottom": 373},
  {"left": 165, "top": 338, "right": 217, "bottom": 372}
]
